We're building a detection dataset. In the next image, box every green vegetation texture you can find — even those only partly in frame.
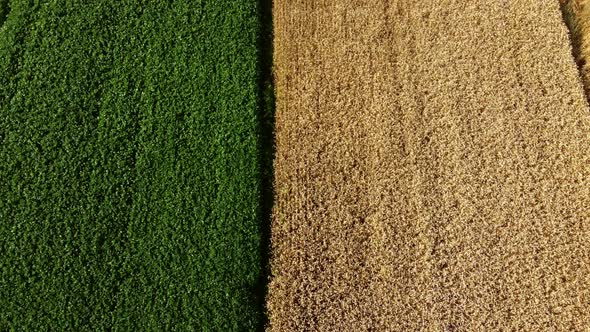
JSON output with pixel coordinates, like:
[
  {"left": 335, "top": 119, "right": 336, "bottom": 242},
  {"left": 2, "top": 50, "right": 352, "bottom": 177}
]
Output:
[{"left": 0, "top": 0, "right": 267, "bottom": 330}]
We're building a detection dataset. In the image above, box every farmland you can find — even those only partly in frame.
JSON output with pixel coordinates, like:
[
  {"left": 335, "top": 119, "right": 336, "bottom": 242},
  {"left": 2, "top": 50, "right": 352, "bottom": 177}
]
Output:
[
  {"left": 0, "top": 0, "right": 267, "bottom": 330},
  {"left": 269, "top": 0, "right": 590, "bottom": 330},
  {"left": 3, "top": 0, "right": 590, "bottom": 330}
]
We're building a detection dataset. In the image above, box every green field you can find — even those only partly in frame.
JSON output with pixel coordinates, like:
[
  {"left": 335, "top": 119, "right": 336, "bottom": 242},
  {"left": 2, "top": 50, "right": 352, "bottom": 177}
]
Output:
[{"left": 0, "top": 0, "right": 270, "bottom": 330}]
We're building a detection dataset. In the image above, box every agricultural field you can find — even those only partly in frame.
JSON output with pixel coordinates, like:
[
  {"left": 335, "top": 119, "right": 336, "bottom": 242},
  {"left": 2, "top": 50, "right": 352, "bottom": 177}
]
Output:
[
  {"left": 269, "top": 0, "right": 590, "bottom": 330},
  {"left": 0, "top": 0, "right": 269, "bottom": 330},
  {"left": 3, "top": 0, "right": 590, "bottom": 331}
]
